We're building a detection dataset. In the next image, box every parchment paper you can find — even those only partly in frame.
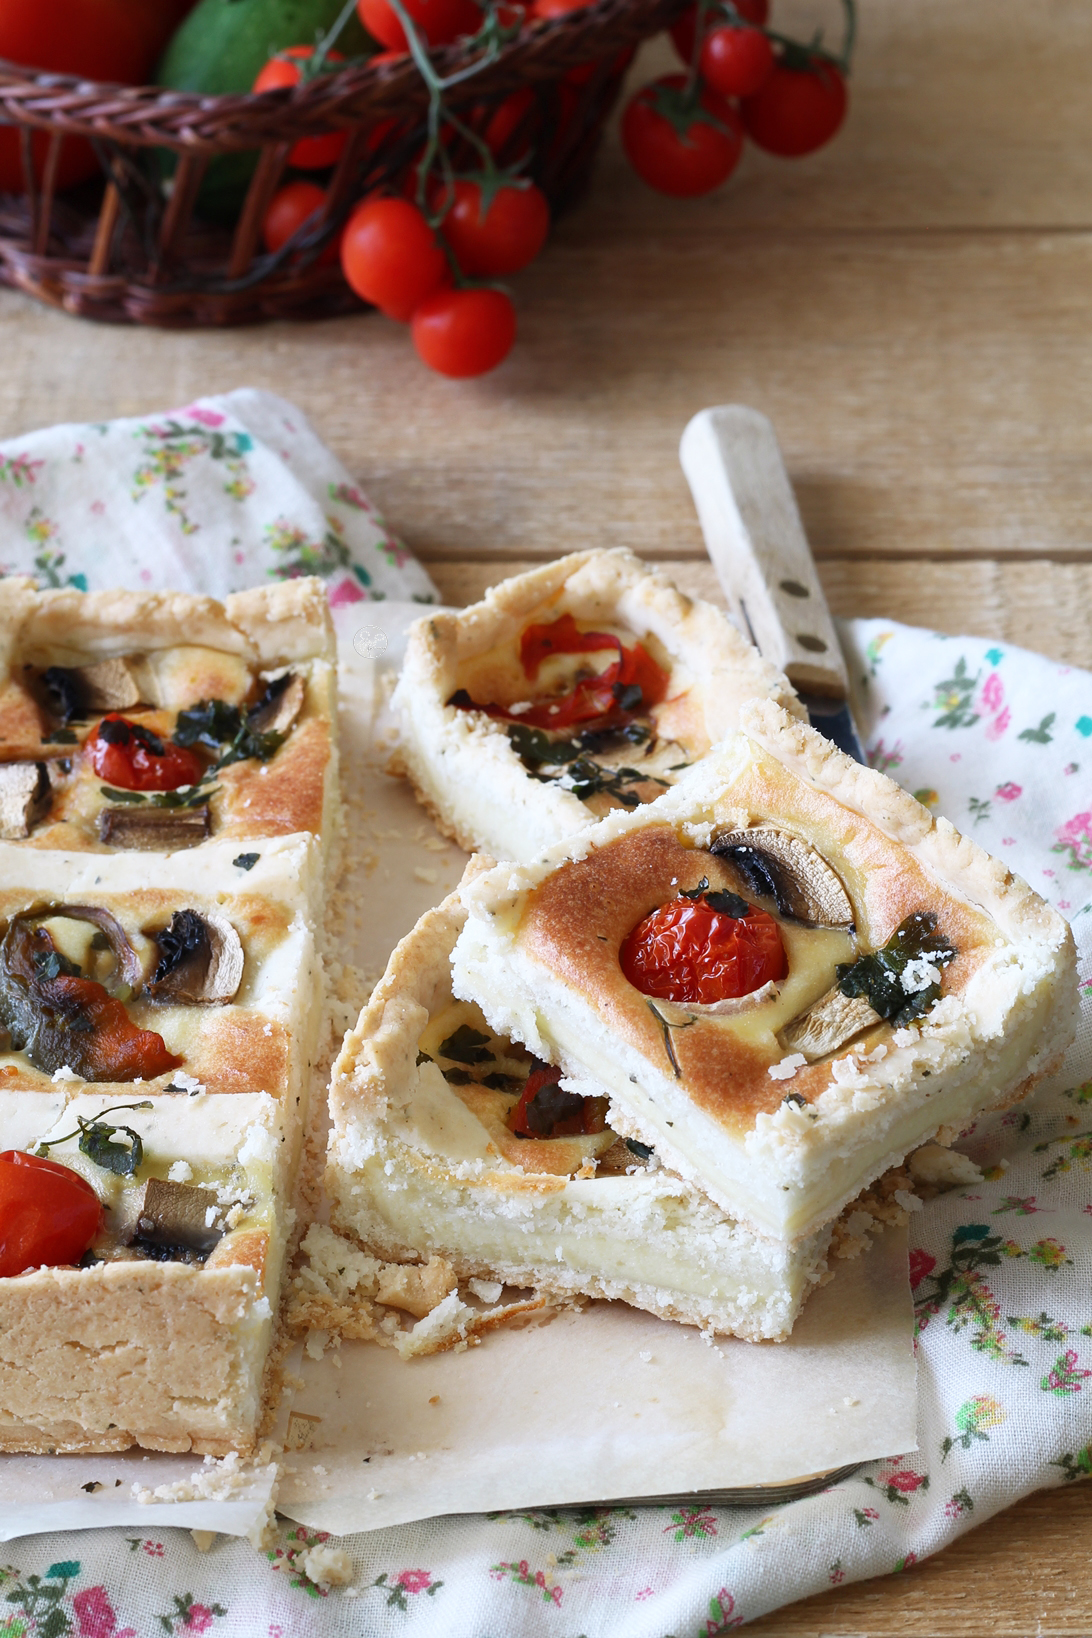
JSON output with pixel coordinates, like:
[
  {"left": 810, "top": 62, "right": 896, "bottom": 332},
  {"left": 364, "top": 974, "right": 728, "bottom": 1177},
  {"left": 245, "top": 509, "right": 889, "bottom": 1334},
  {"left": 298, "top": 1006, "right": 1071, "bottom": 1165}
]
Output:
[{"left": 0, "top": 603, "right": 918, "bottom": 1538}]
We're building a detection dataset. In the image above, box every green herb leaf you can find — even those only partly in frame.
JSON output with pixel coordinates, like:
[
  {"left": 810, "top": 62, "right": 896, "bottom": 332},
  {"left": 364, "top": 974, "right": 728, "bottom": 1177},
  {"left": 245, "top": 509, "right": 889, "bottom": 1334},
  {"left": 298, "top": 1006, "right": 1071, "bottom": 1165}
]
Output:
[
  {"left": 837, "top": 912, "right": 957, "bottom": 1027},
  {"left": 704, "top": 888, "right": 750, "bottom": 919},
  {"left": 33, "top": 948, "right": 81, "bottom": 981},
  {"left": 233, "top": 853, "right": 260, "bottom": 871},
  {"left": 36, "top": 1099, "right": 154, "bottom": 1178},
  {"left": 438, "top": 1025, "right": 495, "bottom": 1065},
  {"left": 41, "top": 728, "right": 78, "bottom": 745},
  {"left": 149, "top": 783, "right": 219, "bottom": 809},
  {"left": 174, "top": 698, "right": 242, "bottom": 751},
  {"left": 100, "top": 786, "right": 147, "bottom": 805}
]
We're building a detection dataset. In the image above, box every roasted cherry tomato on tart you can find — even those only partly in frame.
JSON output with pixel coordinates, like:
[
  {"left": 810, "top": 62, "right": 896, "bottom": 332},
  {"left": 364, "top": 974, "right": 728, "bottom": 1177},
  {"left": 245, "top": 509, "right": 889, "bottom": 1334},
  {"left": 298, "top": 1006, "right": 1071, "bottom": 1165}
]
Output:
[
  {"left": 87, "top": 715, "right": 205, "bottom": 793},
  {"left": 509, "top": 1060, "right": 609, "bottom": 1139},
  {"left": 0, "top": 918, "right": 182, "bottom": 1083},
  {"left": 621, "top": 887, "right": 786, "bottom": 1006},
  {"left": 0, "top": 1150, "right": 102, "bottom": 1278}
]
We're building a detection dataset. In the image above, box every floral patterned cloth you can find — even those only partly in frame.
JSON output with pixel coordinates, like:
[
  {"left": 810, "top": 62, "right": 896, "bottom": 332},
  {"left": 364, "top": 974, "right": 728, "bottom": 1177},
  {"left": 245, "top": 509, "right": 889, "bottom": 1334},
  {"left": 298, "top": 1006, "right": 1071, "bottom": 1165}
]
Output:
[
  {"left": 3, "top": 622, "right": 1091, "bottom": 1632},
  {"left": 0, "top": 388, "right": 437, "bottom": 608}
]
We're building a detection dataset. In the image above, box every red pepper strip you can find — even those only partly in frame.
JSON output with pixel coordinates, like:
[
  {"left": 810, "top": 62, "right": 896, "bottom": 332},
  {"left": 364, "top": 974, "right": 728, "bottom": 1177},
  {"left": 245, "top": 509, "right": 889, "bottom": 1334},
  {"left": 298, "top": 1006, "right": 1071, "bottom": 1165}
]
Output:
[
  {"left": 41, "top": 975, "right": 183, "bottom": 1082},
  {"left": 621, "top": 898, "right": 786, "bottom": 1006},
  {"left": 451, "top": 616, "right": 672, "bottom": 731},
  {"left": 520, "top": 614, "right": 622, "bottom": 680},
  {"left": 87, "top": 715, "right": 205, "bottom": 793},
  {"left": 509, "top": 1061, "right": 608, "bottom": 1138},
  {"left": 0, "top": 1150, "right": 102, "bottom": 1277}
]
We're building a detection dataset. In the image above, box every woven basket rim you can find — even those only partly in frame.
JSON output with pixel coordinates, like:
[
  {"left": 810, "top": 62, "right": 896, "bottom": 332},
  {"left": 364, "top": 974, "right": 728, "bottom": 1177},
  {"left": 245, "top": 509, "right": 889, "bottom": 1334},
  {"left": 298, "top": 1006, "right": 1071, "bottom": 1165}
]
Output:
[{"left": 0, "top": 0, "right": 675, "bottom": 150}]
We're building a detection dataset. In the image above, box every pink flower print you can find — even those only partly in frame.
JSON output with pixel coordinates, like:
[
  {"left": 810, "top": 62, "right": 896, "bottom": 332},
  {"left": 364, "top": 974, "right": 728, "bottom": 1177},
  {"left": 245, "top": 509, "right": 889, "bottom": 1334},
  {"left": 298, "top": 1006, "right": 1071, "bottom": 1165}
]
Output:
[
  {"left": 1059, "top": 900, "right": 1072, "bottom": 910},
  {"left": 636, "top": 1587, "right": 655, "bottom": 1600},
  {"left": 981, "top": 672, "right": 1004, "bottom": 714},
  {"left": 180, "top": 405, "right": 225, "bottom": 428},
  {"left": 862, "top": 1507, "right": 879, "bottom": 1521},
  {"left": 183, "top": 1606, "right": 217, "bottom": 1633},
  {"left": 995, "top": 782, "right": 1022, "bottom": 802},
  {"left": 950, "top": 752, "right": 961, "bottom": 762},
  {"left": 90, "top": 498, "right": 105, "bottom": 514},
  {"left": 885, "top": 1469, "right": 927, "bottom": 1494},
  {"left": 328, "top": 576, "right": 366, "bottom": 608},
  {"left": 985, "top": 706, "right": 1011, "bottom": 742},
  {"left": 1054, "top": 811, "right": 1092, "bottom": 872},
  {"left": 73, "top": 1586, "right": 134, "bottom": 1638},
  {"left": 1002, "top": 837, "right": 1016, "bottom": 846},
  {"left": 908, "top": 1248, "right": 936, "bottom": 1289},
  {"left": 394, "top": 1571, "right": 433, "bottom": 1594},
  {"left": 704, "top": 1588, "right": 742, "bottom": 1633},
  {"left": 140, "top": 568, "right": 152, "bottom": 583}
]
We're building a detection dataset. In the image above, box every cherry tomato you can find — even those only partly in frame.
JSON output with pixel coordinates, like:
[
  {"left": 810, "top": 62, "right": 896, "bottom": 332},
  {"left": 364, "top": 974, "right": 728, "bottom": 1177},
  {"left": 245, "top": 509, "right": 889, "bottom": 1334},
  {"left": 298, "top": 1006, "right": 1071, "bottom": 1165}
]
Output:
[
  {"left": 438, "top": 180, "right": 549, "bottom": 276},
  {"left": 621, "top": 895, "right": 786, "bottom": 1005},
  {"left": 412, "top": 287, "right": 516, "bottom": 378},
  {"left": 532, "top": 0, "right": 593, "bottom": 15},
  {"left": 87, "top": 716, "right": 205, "bottom": 793},
  {"left": 253, "top": 47, "right": 347, "bottom": 169},
  {"left": 482, "top": 86, "right": 540, "bottom": 161},
  {"left": 700, "top": 25, "right": 774, "bottom": 97},
  {"left": 340, "top": 197, "right": 448, "bottom": 321},
  {"left": 262, "top": 181, "right": 341, "bottom": 265},
  {"left": 357, "top": 0, "right": 482, "bottom": 50},
  {"left": 622, "top": 75, "right": 743, "bottom": 198},
  {"left": 0, "top": 0, "right": 191, "bottom": 193},
  {"left": 0, "top": 1150, "right": 102, "bottom": 1278},
  {"left": 742, "top": 56, "right": 847, "bottom": 156},
  {"left": 509, "top": 1061, "right": 608, "bottom": 1138},
  {"left": 669, "top": 0, "right": 767, "bottom": 68}
]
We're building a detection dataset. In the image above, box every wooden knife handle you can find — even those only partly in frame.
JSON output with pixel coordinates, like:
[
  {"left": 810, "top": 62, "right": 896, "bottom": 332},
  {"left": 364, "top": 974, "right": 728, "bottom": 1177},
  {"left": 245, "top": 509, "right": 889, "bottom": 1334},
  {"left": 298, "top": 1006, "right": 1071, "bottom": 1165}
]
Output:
[{"left": 679, "top": 405, "right": 849, "bottom": 700}]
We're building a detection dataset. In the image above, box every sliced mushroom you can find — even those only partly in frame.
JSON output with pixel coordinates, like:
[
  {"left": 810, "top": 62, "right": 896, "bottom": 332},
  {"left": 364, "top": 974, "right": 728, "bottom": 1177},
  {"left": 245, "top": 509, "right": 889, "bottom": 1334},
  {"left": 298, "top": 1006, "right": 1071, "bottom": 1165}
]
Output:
[
  {"left": 710, "top": 827, "right": 854, "bottom": 929},
  {"left": 778, "top": 986, "right": 881, "bottom": 1061},
  {"left": 146, "top": 909, "right": 244, "bottom": 1004},
  {"left": 37, "top": 657, "right": 148, "bottom": 723},
  {"left": 76, "top": 656, "right": 148, "bottom": 713},
  {"left": 0, "top": 761, "right": 50, "bottom": 838},
  {"left": 248, "top": 671, "right": 305, "bottom": 736},
  {"left": 60, "top": 904, "right": 146, "bottom": 993},
  {"left": 113, "top": 1177, "right": 225, "bottom": 1256},
  {"left": 98, "top": 805, "right": 211, "bottom": 851}
]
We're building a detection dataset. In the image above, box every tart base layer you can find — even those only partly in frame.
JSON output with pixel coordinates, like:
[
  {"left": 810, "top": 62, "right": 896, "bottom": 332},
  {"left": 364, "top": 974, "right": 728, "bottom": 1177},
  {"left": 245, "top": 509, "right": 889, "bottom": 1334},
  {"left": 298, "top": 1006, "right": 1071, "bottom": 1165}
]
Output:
[{"left": 327, "top": 880, "right": 835, "bottom": 1342}]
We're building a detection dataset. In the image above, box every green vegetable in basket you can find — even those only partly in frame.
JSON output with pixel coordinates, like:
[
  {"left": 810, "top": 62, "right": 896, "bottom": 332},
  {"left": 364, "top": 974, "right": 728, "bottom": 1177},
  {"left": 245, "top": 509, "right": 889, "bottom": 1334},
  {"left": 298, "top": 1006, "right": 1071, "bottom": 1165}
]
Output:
[{"left": 155, "top": 0, "right": 371, "bottom": 225}]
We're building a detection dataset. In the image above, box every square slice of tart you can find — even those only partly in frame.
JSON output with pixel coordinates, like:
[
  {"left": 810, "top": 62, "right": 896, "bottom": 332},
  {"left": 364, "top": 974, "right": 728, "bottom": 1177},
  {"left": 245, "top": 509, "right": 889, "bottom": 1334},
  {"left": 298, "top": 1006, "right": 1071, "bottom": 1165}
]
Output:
[
  {"left": 392, "top": 547, "right": 804, "bottom": 863},
  {"left": 326, "top": 880, "right": 837, "bottom": 1341},
  {"left": 0, "top": 836, "right": 322, "bottom": 1170},
  {"left": 0, "top": 1087, "right": 291, "bottom": 1455},
  {"left": 452, "top": 700, "right": 1078, "bottom": 1243},
  {"left": 0, "top": 578, "right": 338, "bottom": 860}
]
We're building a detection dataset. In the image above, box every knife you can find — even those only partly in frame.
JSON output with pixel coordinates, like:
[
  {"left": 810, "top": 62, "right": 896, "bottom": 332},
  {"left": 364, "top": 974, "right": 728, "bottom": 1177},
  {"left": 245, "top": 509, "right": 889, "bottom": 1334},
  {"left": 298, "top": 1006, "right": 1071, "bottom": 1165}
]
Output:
[{"left": 678, "top": 404, "right": 866, "bottom": 765}]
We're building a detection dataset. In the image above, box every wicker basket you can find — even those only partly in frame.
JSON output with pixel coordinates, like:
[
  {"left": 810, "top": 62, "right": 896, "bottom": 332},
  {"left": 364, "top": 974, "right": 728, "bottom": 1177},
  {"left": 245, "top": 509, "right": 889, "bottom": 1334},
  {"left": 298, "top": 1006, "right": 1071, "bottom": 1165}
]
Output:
[{"left": 0, "top": 0, "right": 689, "bottom": 328}]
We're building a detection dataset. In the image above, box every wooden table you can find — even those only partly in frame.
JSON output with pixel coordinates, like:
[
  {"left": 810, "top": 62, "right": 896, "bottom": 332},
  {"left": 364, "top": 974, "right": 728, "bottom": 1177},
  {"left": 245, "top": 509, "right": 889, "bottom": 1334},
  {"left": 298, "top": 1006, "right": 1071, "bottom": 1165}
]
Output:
[{"left": 1, "top": 0, "right": 1090, "bottom": 1624}]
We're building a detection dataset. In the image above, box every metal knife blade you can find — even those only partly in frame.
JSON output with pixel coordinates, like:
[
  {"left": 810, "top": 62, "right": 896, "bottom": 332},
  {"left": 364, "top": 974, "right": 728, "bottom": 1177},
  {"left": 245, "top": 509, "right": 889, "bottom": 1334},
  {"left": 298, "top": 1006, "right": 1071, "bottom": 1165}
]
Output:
[{"left": 679, "top": 404, "right": 866, "bottom": 766}]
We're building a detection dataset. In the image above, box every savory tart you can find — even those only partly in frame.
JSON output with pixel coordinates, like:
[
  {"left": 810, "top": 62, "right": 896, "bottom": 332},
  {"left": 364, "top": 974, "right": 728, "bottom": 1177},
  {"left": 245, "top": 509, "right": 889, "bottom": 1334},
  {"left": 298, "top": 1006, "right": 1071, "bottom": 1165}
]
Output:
[
  {"left": 0, "top": 577, "right": 338, "bottom": 859},
  {"left": 392, "top": 548, "right": 803, "bottom": 863},
  {"left": 326, "top": 879, "right": 841, "bottom": 1341},
  {"left": 452, "top": 700, "right": 1078, "bottom": 1243},
  {"left": 0, "top": 1088, "right": 289, "bottom": 1455},
  {"left": 0, "top": 836, "right": 322, "bottom": 1166}
]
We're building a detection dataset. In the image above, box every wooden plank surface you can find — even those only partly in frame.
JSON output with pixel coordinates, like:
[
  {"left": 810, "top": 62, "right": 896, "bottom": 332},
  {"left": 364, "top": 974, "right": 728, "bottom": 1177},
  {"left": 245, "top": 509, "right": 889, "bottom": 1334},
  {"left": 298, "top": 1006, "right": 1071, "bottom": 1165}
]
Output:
[
  {"left": 0, "top": 0, "right": 1089, "bottom": 1626},
  {"left": 429, "top": 557, "right": 1092, "bottom": 669}
]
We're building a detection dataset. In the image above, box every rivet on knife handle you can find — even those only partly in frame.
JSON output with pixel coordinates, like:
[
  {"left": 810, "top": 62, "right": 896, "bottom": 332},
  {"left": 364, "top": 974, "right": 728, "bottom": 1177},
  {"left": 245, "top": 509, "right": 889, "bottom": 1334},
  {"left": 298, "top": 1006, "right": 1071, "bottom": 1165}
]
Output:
[{"left": 679, "top": 404, "right": 849, "bottom": 702}]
